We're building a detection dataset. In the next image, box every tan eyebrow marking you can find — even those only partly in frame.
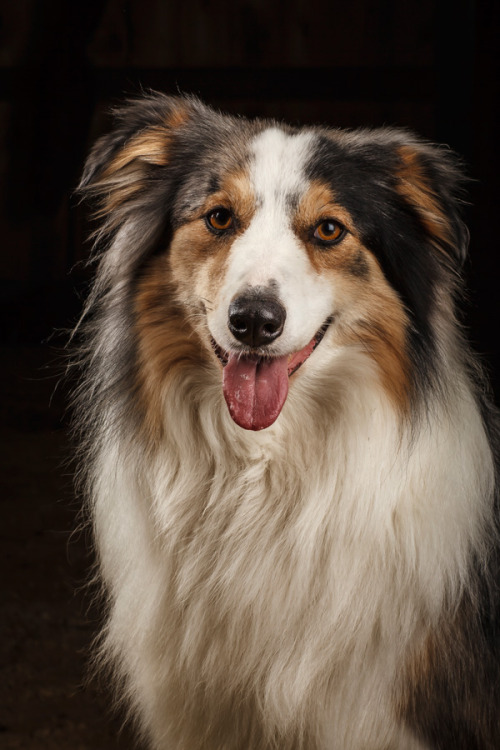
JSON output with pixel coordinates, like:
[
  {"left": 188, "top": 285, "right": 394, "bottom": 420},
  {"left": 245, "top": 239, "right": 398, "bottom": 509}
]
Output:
[{"left": 396, "top": 146, "right": 454, "bottom": 253}]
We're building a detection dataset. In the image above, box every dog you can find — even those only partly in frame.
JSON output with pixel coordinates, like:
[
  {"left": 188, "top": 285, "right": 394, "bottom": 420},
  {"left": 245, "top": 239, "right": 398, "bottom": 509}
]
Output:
[{"left": 76, "top": 93, "right": 500, "bottom": 749}]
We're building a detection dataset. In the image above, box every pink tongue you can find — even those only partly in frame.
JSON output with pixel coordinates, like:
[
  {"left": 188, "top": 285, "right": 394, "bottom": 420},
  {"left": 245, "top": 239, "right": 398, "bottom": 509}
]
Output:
[{"left": 223, "top": 354, "right": 289, "bottom": 431}]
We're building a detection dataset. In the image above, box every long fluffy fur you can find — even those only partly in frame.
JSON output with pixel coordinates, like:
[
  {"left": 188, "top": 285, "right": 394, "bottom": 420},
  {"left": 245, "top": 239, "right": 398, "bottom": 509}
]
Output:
[{"left": 75, "top": 93, "right": 500, "bottom": 750}]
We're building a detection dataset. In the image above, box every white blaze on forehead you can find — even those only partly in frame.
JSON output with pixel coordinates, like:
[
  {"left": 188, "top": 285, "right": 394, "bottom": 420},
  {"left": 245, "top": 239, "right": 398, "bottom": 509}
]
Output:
[
  {"left": 207, "top": 126, "right": 335, "bottom": 355},
  {"left": 250, "top": 127, "right": 315, "bottom": 208}
]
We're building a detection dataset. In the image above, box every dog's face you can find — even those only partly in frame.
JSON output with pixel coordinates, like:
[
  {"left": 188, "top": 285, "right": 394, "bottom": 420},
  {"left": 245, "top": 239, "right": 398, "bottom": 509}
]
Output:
[
  {"left": 81, "top": 95, "right": 467, "bottom": 431},
  {"left": 169, "top": 125, "right": 412, "bottom": 430}
]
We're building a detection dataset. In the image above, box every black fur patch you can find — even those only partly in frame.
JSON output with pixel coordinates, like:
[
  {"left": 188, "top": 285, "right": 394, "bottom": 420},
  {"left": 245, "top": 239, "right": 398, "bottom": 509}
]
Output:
[{"left": 305, "top": 130, "right": 467, "bottom": 399}]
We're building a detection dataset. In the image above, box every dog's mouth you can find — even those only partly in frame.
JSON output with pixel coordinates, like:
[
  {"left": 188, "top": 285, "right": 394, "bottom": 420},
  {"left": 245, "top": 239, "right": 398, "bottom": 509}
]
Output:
[{"left": 211, "top": 317, "right": 332, "bottom": 431}]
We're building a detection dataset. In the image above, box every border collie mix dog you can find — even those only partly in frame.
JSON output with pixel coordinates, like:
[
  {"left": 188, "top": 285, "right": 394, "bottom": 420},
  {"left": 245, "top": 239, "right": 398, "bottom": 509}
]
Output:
[{"left": 76, "top": 94, "right": 500, "bottom": 749}]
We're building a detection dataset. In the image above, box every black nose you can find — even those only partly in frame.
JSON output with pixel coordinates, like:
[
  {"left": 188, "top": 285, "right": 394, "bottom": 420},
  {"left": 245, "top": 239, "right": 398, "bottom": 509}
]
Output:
[{"left": 228, "top": 292, "right": 286, "bottom": 347}]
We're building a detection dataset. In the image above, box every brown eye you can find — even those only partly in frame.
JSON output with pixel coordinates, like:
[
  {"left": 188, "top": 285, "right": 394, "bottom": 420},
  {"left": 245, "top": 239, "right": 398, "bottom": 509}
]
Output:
[
  {"left": 206, "top": 207, "right": 233, "bottom": 232},
  {"left": 314, "top": 220, "right": 345, "bottom": 244}
]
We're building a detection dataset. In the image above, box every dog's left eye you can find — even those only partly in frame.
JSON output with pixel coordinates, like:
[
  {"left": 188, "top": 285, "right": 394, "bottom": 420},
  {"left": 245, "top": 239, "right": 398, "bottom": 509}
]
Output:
[
  {"left": 313, "top": 220, "right": 345, "bottom": 244},
  {"left": 206, "top": 208, "right": 233, "bottom": 232}
]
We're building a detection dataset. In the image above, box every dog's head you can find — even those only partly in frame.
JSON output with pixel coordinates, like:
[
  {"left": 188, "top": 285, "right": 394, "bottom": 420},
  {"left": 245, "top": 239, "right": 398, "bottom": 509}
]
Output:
[{"left": 80, "top": 94, "right": 468, "bottom": 431}]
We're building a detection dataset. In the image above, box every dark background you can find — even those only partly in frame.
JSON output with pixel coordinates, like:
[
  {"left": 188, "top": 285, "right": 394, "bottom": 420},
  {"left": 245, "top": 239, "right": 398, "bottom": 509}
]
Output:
[{"left": 1, "top": 1, "right": 499, "bottom": 748}]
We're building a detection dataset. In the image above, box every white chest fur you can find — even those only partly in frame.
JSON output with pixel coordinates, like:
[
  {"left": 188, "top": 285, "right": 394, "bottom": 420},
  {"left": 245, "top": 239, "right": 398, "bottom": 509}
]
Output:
[{"left": 92, "top": 360, "right": 493, "bottom": 749}]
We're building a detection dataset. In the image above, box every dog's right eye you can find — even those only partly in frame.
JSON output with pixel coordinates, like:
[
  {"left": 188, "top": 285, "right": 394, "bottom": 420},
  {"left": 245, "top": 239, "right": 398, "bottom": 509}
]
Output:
[
  {"left": 206, "top": 208, "right": 233, "bottom": 232},
  {"left": 313, "top": 220, "right": 345, "bottom": 244}
]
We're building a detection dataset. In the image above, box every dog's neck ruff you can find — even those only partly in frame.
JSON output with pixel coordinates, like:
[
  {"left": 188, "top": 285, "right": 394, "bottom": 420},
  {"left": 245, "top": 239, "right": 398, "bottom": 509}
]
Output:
[{"left": 97, "top": 358, "right": 494, "bottom": 749}]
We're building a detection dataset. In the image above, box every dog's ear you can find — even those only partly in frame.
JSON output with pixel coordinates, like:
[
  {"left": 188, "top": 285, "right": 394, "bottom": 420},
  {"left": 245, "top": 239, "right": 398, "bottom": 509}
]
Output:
[
  {"left": 78, "top": 93, "right": 195, "bottom": 215},
  {"left": 393, "top": 140, "right": 469, "bottom": 267},
  {"left": 77, "top": 94, "right": 205, "bottom": 294}
]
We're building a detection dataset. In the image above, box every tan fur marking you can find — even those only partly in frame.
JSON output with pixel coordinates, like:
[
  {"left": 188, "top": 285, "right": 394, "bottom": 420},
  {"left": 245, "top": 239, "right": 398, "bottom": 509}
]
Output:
[
  {"left": 335, "top": 264, "right": 411, "bottom": 412},
  {"left": 348, "top": 293, "right": 410, "bottom": 412},
  {"left": 295, "top": 182, "right": 353, "bottom": 232},
  {"left": 165, "top": 104, "right": 191, "bottom": 130},
  {"left": 199, "top": 168, "right": 256, "bottom": 224},
  {"left": 134, "top": 255, "right": 207, "bottom": 443},
  {"left": 95, "top": 102, "right": 191, "bottom": 214},
  {"left": 294, "top": 181, "right": 363, "bottom": 275},
  {"left": 169, "top": 220, "right": 226, "bottom": 304},
  {"left": 397, "top": 146, "right": 452, "bottom": 251},
  {"left": 207, "top": 170, "right": 256, "bottom": 290},
  {"left": 169, "top": 167, "right": 256, "bottom": 303},
  {"left": 103, "top": 126, "right": 171, "bottom": 177}
]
